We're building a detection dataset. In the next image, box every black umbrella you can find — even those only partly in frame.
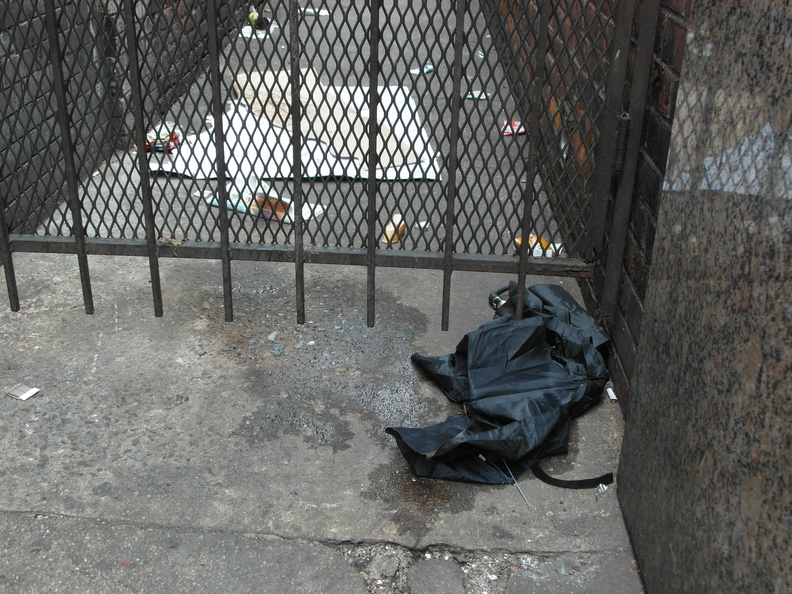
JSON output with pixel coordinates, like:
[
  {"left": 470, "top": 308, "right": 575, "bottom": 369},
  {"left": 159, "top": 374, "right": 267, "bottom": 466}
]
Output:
[{"left": 386, "top": 284, "right": 612, "bottom": 486}]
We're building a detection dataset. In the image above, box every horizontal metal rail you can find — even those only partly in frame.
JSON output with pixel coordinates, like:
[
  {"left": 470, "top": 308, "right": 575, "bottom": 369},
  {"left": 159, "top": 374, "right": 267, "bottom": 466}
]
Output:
[{"left": 7, "top": 236, "right": 593, "bottom": 276}]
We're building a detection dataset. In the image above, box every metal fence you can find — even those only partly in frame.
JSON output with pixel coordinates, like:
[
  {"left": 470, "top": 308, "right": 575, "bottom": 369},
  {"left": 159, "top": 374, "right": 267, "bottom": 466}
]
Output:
[{"left": 1, "top": 0, "right": 634, "bottom": 327}]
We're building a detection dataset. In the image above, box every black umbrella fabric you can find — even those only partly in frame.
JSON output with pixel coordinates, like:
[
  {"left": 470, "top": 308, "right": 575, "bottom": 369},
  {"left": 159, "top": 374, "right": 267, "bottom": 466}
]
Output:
[
  {"left": 489, "top": 282, "right": 610, "bottom": 349},
  {"left": 386, "top": 284, "right": 609, "bottom": 484}
]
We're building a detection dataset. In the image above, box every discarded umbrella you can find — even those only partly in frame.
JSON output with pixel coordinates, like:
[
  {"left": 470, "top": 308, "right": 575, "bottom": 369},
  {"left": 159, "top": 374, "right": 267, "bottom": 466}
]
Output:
[{"left": 387, "top": 284, "right": 613, "bottom": 489}]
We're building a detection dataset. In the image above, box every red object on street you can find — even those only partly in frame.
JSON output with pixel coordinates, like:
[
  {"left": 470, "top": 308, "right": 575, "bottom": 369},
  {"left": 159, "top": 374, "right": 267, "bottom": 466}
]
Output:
[
  {"left": 144, "top": 129, "right": 180, "bottom": 153},
  {"left": 501, "top": 120, "right": 526, "bottom": 136}
]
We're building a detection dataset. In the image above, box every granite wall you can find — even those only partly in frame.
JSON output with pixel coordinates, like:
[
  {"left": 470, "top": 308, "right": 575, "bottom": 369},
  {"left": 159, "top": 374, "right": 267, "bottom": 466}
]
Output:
[{"left": 617, "top": 0, "right": 791, "bottom": 591}]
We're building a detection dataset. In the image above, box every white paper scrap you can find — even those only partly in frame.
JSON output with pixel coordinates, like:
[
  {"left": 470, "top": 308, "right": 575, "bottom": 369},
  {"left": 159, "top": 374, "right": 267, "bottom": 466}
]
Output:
[
  {"left": 303, "top": 7, "right": 331, "bottom": 17},
  {"left": 410, "top": 64, "right": 434, "bottom": 75},
  {"left": 6, "top": 384, "right": 40, "bottom": 401}
]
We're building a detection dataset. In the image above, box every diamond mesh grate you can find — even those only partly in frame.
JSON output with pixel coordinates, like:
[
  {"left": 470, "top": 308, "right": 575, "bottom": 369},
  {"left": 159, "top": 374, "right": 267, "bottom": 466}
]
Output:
[
  {"left": 3, "top": 0, "right": 625, "bottom": 263},
  {"left": 2, "top": 1, "right": 69, "bottom": 235},
  {"left": 537, "top": 0, "right": 617, "bottom": 256}
]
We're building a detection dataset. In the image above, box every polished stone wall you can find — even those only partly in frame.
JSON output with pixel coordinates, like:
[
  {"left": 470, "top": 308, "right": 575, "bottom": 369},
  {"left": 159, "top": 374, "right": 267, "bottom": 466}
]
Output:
[{"left": 617, "top": 0, "right": 791, "bottom": 592}]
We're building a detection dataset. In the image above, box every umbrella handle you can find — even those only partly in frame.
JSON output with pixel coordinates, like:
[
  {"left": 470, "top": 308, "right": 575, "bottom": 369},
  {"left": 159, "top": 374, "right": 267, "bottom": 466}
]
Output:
[{"left": 488, "top": 284, "right": 511, "bottom": 311}]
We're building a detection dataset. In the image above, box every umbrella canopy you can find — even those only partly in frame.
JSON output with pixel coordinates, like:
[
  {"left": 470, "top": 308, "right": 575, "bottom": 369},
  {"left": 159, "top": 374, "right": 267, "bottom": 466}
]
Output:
[{"left": 386, "top": 284, "right": 609, "bottom": 484}]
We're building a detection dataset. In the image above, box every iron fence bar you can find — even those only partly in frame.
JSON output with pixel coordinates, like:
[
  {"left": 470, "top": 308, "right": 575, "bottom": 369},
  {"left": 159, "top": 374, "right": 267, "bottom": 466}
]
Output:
[
  {"left": 601, "top": 0, "right": 662, "bottom": 324},
  {"left": 206, "top": 0, "right": 234, "bottom": 322},
  {"left": 515, "top": 0, "right": 553, "bottom": 319},
  {"left": 0, "top": 192, "right": 20, "bottom": 311},
  {"left": 8, "top": 236, "right": 595, "bottom": 275},
  {"left": 365, "top": 0, "right": 381, "bottom": 328},
  {"left": 122, "top": 0, "right": 164, "bottom": 317},
  {"left": 289, "top": 0, "right": 306, "bottom": 325},
  {"left": 43, "top": 0, "right": 94, "bottom": 315},
  {"left": 440, "top": 0, "right": 468, "bottom": 331},
  {"left": 586, "top": 0, "right": 639, "bottom": 262}
]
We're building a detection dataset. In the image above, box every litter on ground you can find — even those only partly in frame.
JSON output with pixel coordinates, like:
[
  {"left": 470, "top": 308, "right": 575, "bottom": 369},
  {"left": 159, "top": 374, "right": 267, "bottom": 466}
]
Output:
[
  {"left": 198, "top": 189, "right": 324, "bottom": 224},
  {"left": 410, "top": 64, "right": 434, "bottom": 75},
  {"left": 501, "top": 120, "right": 526, "bottom": 136},
  {"left": 380, "top": 215, "right": 407, "bottom": 244},
  {"left": 150, "top": 69, "right": 440, "bottom": 181},
  {"left": 5, "top": 384, "right": 40, "bottom": 401},
  {"left": 302, "top": 7, "right": 331, "bottom": 17},
  {"left": 514, "top": 234, "right": 564, "bottom": 257},
  {"left": 387, "top": 284, "right": 611, "bottom": 486}
]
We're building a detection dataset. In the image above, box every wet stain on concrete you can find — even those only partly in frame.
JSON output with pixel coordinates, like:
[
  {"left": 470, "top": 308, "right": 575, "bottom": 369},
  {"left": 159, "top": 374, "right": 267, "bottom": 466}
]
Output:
[
  {"left": 91, "top": 482, "right": 114, "bottom": 497},
  {"left": 29, "top": 537, "right": 52, "bottom": 554},
  {"left": 207, "top": 274, "right": 442, "bottom": 455},
  {"left": 361, "top": 459, "right": 476, "bottom": 537}
]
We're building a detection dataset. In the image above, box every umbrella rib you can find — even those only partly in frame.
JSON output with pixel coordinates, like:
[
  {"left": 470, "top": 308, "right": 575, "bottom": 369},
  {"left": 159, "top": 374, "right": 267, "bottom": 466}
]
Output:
[
  {"left": 504, "top": 461, "right": 530, "bottom": 507},
  {"left": 479, "top": 455, "right": 530, "bottom": 507}
]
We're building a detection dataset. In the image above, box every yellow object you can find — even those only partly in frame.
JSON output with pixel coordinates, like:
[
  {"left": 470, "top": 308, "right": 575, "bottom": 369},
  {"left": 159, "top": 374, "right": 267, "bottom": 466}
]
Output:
[
  {"left": 381, "top": 215, "right": 407, "bottom": 244},
  {"left": 248, "top": 11, "right": 259, "bottom": 26},
  {"left": 514, "top": 234, "right": 550, "bottom": 250},
  {"left": 515, "top": 234, "right": 563, "bottom": 256}
]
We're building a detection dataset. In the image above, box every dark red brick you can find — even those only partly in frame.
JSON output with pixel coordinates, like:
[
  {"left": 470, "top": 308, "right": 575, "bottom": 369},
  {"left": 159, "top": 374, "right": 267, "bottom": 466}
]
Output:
[
  {"left": 629, "top": 198, "right": 658, "bottom": 265},
  {"left": 655, "top": 11, "right": 687, "bottom": 72},
  {"left": 623, "top": 230, "right": 650, "bottom": 300},
  {"left": 649, "top": 59, "right": 680, "bottom": 119},
  {"left": 635, "top": 154, "right": 663, "bottom": 216},
  {"left": 605, "top": 346, "right": 632, "bottom": 415},
  {"left": 617, "top": 269, "right": 645, "bottom": 339},
  {"left": 662, "top": 0, "right": 693, "bottom": 19},
  {"left": 642, "top": 110, "right": 673, "bottom": 174},
  {"left": 592, "top": 262, "right": 607, "bottom": 304},
  {"left": 611, "top": 303, "right": 638, "bottom": 379}
]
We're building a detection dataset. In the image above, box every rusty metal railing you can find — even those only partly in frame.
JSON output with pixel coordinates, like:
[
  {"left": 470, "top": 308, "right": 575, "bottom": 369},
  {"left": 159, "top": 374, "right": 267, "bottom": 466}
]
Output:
[{"left": 0, "top": 0, "right": 635, "bottom": 327}]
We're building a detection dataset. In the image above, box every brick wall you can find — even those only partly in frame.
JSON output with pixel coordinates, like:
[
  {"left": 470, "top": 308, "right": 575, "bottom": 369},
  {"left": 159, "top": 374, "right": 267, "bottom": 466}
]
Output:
[
  {"left": 0, "top": 0, "right": 245, "bottom": 235},
  {"left": 133, "top": 0, "right": 246, "bottom": 118},
  {"left": 586, "top": 0, "right": 691, "bottom": 411},
  {"left": 482, "top": 0, "right": 617, "bottom": 256},
  {"left": 484, "top": 0, "right": 691, "bottom": 412},
  {"left": 0, "top": 1, "right": 116, "bottom": 233}
]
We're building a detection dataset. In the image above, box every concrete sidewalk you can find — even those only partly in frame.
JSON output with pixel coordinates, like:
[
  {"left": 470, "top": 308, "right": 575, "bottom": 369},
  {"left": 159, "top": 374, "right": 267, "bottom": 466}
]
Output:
[{"left": 0, "top": 254, "right": 642, "bottom": 593}]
